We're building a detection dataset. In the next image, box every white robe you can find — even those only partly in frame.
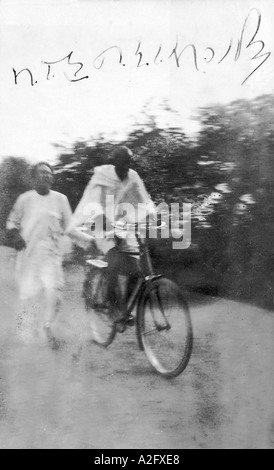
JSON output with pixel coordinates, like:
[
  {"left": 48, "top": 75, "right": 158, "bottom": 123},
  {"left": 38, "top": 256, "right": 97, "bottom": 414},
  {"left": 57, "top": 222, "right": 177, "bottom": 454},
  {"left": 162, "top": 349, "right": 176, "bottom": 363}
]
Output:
[
  {"left": 67, "top": 165, "right": 156, "bottom": 253},
  {"left": 7, "top": 190, "right": 72, "bottom": 300}
]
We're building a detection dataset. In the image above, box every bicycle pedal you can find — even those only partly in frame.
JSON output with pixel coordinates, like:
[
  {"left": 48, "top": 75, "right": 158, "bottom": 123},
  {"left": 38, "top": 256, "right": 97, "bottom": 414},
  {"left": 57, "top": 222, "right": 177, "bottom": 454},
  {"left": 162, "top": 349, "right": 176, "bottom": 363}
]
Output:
[
  {"left": 116, "top": 321, "right": 127, "bottom": 333},
  {"left": 125, "top": 315, "right": 135, "bottom": 326}
]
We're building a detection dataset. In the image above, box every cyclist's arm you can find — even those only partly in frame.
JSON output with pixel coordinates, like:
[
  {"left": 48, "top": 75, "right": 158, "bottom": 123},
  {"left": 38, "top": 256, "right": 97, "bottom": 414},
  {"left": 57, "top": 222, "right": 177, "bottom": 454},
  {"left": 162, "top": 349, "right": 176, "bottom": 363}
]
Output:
[
  {"left": 66, "top": 225, "right": 95, "bottom": 250},
  {"left": 66, "top": 185, "right": 104, "bottom": 250}
]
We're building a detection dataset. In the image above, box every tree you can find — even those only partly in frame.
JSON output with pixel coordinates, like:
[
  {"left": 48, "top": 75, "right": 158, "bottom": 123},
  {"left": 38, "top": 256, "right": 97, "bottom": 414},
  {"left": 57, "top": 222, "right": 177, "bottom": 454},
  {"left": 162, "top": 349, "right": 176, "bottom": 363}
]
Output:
[{"left": 0, "top": 157, "right": 31, "bottom": 244}]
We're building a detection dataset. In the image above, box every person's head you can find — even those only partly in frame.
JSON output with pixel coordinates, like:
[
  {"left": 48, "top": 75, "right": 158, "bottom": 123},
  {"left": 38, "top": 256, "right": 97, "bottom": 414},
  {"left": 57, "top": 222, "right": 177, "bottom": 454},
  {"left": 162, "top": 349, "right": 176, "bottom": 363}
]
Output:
[
  {"left": 112, "top": 146, "right": 132, "bottom": 181},
  {"left": 31, "top": 162, "right": 54, "bottom": 194}
]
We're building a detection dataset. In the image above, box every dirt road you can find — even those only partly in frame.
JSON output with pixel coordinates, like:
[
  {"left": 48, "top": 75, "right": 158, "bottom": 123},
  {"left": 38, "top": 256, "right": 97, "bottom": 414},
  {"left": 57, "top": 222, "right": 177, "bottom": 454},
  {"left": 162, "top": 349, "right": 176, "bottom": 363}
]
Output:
[{"left": 0, "top": 247, "right": 273, "bottom": 449}]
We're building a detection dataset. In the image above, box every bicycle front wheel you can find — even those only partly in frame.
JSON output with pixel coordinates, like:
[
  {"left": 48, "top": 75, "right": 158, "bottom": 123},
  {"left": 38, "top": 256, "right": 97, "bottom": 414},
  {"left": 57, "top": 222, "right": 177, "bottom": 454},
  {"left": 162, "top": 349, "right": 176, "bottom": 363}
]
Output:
[
  {"left": 84, "top": 268, "right": 116, "bottom": 347},
  {"left": 137, "top": 277, "right": 193, "bottom": 378}
]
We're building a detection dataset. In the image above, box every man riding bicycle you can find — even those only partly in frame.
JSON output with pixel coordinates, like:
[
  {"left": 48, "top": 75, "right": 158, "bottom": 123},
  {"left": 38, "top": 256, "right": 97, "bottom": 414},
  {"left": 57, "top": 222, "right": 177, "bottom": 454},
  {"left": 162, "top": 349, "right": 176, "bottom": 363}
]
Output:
[{"left": 67, "top": 146, "right": 156, "bottom": 329}]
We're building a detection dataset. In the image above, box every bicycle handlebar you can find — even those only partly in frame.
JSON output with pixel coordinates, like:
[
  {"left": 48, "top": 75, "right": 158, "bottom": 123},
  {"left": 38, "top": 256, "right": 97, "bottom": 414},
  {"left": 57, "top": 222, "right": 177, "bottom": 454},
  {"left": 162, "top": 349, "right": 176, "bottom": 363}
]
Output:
[
  {"left": 80, "top": 221, "right": 167, "bottom": 240},
  {"left": 112, "top": 221, "right": 167, "bottom": 231},
  {"left": 104, "top": 221, "right": 167, "bottom": 239}
]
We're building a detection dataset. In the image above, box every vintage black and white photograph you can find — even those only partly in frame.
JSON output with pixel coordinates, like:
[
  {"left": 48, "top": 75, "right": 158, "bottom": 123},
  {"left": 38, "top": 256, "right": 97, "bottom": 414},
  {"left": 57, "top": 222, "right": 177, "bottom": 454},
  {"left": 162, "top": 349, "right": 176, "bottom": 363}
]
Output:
[{"left": 0, "top": 0, "right": 274, "bottom": 450}]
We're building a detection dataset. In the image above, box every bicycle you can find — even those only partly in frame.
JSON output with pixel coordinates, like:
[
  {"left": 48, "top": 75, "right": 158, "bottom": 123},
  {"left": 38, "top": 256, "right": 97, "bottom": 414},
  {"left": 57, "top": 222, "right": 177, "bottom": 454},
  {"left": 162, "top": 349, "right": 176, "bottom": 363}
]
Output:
[{"left": 82, "top": 222, "right": 193, "bottom": 378}]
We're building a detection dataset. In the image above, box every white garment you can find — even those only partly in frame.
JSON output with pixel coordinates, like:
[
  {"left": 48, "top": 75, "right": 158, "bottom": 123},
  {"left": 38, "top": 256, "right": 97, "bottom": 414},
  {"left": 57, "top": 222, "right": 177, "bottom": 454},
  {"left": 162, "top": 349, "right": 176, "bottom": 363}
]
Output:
[
  {"left": 67, "top": 165, "right": 156, "bottom": 253},
  {"left": 7, "top": 190, "right": 72, "bottom": 300}
]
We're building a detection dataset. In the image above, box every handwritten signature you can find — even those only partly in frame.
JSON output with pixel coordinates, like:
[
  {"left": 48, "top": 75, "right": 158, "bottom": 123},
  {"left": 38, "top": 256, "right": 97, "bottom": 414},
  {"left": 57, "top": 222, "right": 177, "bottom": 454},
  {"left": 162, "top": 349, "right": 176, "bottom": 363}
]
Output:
[{"left": 12, "top": 9, "right": 271, "bottom": 87}]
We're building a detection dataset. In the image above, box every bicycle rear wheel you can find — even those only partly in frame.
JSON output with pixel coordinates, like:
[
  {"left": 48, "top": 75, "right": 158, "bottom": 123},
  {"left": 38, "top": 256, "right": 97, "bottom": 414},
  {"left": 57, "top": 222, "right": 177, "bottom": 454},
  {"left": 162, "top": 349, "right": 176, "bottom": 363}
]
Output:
[
  {"left": 137, "top": 277, "right": 193, "bottom": 378},
  {"left": 84, "top": 268, "right": 116, "bottom": 347}
]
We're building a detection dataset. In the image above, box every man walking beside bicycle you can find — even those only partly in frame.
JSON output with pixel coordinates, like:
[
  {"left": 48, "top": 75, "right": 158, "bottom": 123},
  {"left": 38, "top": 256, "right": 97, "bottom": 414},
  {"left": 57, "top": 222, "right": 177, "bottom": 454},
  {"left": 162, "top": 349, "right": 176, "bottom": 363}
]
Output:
[
  {"left": 6, "top": 162, "right": 72, "bottom": 344},
  {"left": 67, "top": 146, "right": 156, "bottom": 330}
]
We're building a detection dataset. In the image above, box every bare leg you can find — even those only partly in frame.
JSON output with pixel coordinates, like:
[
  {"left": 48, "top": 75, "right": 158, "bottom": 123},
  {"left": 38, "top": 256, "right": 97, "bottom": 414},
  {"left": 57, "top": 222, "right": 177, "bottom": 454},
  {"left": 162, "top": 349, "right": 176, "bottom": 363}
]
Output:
[{"left": 117, "top": 274, "right": 128, "bottom": 314}]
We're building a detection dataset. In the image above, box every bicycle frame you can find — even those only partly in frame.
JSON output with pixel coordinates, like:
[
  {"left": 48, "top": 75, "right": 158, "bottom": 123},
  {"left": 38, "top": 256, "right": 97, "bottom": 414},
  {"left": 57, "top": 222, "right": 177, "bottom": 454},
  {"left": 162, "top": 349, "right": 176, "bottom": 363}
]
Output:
[{"left": 120, "top": 234, "right": 163, "bottom": 348}]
